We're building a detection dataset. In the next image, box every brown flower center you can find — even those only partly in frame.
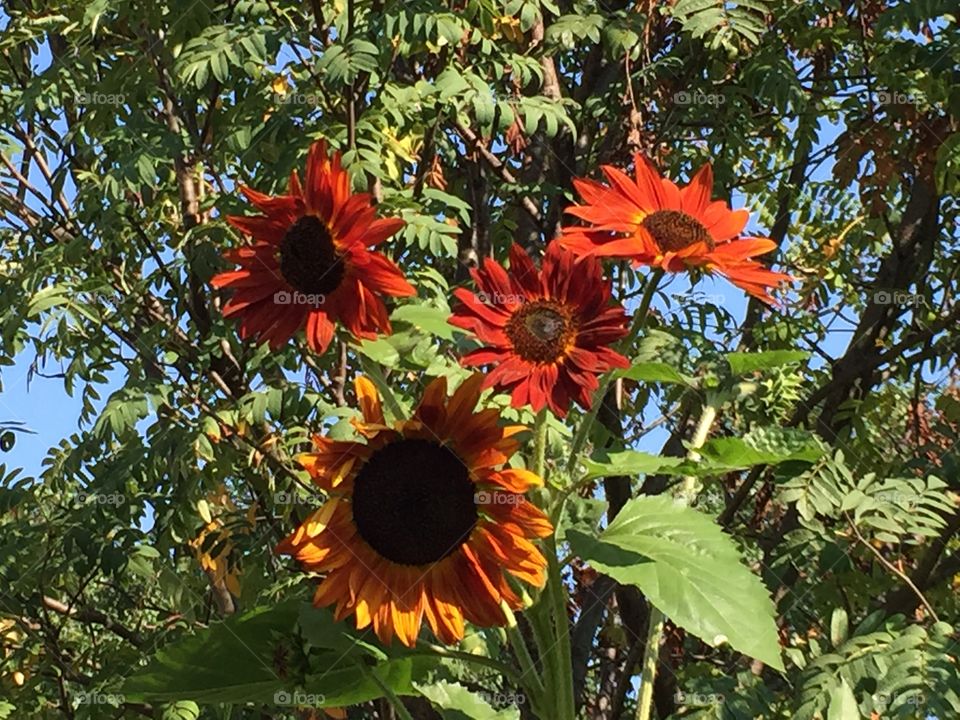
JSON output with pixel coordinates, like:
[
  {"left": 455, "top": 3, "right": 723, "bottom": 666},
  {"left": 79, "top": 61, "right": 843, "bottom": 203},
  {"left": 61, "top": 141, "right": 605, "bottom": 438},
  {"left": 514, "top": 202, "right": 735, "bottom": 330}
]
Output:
[
  {"left": 506, "top": 300, "right": 577, "bottom": 364},
  {"left": 351, "top": 439, "right": 477, "bottom": 566},
  {"left": 279, "top": 215, "right": 346, "bottom": 295},
  {"left": 641, "top": 210, "right": 714, "bottom": 252}
]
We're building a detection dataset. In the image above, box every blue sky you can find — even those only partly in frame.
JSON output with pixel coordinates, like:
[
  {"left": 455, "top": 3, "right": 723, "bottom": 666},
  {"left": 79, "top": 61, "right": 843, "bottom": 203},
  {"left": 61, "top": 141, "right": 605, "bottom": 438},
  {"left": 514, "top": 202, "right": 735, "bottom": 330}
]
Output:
[{"left": 0, "top": 21, "right": 859, "bottom": 481}]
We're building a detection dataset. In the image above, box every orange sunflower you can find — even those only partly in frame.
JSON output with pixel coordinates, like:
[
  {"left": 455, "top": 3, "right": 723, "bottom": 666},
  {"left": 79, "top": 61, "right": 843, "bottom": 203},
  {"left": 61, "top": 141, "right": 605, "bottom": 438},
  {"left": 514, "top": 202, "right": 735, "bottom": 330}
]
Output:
[
  {"left": 212, "top": 140, "right": 415, "bottom": 353},
  {"left": 277, "top": 374, "right": 552, "bottom": 647},
  {"left": 448, "top": 243, "right": 629, "bottom": 418},
  {"left": 558, "top": 155, "right": 792, "bottom": 303}
]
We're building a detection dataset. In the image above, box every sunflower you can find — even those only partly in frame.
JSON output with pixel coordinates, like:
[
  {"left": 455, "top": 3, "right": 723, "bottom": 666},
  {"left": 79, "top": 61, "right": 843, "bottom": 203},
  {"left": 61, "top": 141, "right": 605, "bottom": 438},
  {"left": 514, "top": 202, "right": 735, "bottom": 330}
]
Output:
[
  {"left": 212, "top": 140, "right": 415, "bottom": 353},
  {"left": 558, "top": 155, "right": 792, "bottom": 304},
  {"left": 277, "top": 374, "right": 552, "bottom": 647},
  {"left": 448, "top": 243, "right": 630, "bottom": 418}
]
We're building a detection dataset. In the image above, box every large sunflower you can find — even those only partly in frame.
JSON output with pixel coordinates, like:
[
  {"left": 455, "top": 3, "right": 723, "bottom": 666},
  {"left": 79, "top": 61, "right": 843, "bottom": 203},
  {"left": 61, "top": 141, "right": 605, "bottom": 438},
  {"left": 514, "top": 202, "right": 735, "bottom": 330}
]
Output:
[
  {"left": 448, "top": 243, "right": 629, "bottom": 418},
  {"left": 277, "top": 374, "right": 552, "bottom": 647},
  {"left": 212, "top": 140, "right": 415, "bottom": 353},
  {"left": 558, "top": 155, "right": 792, "bottom": 303}
]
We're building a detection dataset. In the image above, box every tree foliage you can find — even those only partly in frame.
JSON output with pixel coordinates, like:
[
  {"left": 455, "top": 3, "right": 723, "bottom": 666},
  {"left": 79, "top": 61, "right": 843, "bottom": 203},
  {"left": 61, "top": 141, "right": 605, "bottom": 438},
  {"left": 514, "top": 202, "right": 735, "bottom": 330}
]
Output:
[{"left": 0, "top": 0, "right": 958, "bottom": 718}]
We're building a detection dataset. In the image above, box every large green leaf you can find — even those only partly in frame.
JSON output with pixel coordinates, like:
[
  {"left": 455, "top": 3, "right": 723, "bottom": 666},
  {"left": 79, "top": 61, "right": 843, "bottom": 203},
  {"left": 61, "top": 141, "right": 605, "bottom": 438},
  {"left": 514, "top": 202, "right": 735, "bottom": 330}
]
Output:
[
  {"left": 581, "top": 450, "right": 685, "bottom": 480},
  {"left": 121, "top": 602, "right": 299, "bottom": 703},
  {"left": 568, "top": 496, "right": 784, "bottom": 670},
  {"left": 582, "top": 428, "right": 820, "bottom": 480},
  {"left": 416, "top": 680, "right": 521, "bottom": 720},
  {"left": 694, "top": 432, "right": 822, "bottom": 469},
  {"left": 122, "top": 601, "right": 432, "bottom": 706}
]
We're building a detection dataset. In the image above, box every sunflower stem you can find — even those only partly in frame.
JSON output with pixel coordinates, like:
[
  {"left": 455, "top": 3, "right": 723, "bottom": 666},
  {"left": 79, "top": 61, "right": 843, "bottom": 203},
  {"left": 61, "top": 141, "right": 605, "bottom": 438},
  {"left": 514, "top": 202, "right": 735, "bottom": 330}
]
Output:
[
  {"left": 566, "top": 268, "right": 664, "bottom": 473},
  {"left": 635, "top": 400, "right": 717, "bottom": 720},
  {"left": 635, "top": 606, "right": 665, "bottom": 720},
  {"left": 531, "top": 408, "right": 577, "bottom": 720},
  {"left": 545, "top": 539, "right": 576, "bottom": 719},
  {"left": 533, "top": 407, "right": 548, "bottom": 478},
  {"left": 503, "top": 605, "right": 546, "bottom": 701},
  {"left": 360, "top": 662, "right": 416, "bottom": 720},
  {"left": 411, "top": 644, "right": 524, "bottom": 685}
]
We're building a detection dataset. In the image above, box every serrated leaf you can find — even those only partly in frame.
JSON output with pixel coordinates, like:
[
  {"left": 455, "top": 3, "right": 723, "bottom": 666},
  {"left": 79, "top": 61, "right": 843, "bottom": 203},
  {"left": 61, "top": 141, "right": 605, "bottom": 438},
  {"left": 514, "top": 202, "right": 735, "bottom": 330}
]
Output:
[
  {"left": 568, "top": 496, "right": 783, "bottom": 670},
  {"left": 121, "top": 603, "right": 299, "bottom": 702},
  {"left": 619, "top": 361, "right": 695, "bottom": 386},
  {"left": 581, "top": 451, "right": 685, "bottom": 480},
  {"left": 725, "top": 350, "right": 809, "bottom": 374},
  {"left": 416, "top": 681, "right": 520, "bottom": 720}
]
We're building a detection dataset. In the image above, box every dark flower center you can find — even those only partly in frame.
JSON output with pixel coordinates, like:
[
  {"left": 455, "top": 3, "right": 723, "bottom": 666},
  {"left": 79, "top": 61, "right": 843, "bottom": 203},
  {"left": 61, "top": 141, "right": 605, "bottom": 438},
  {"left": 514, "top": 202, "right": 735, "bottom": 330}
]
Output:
[
  {"left": 351, "top": 439, "right": 477, "bottom": 566},
  {"left": 279, "top": 215, "right": 346, "bottom": 295},
  {"left": 505, "top": 300, "right": 577, "bottom": 364},
  {"left": 641, "top": 210, "right": 714, "bottom": 252}
]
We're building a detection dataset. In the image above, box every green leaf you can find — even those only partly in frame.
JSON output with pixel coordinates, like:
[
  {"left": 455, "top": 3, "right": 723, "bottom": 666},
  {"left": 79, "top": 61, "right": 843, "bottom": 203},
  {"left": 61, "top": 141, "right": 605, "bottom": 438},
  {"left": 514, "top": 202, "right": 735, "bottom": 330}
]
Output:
[
  {"left": 298, "top": 603, "right": 382, "bottom": 657},
  {"left": 303, "top": 656, "right": 433, "bottom": 707},
  {"left": 827, "top": 679, "right": 859, "bottom": 720},
  {"left": 161, "top": 701, "right": 200, "bottom": 720},
  {"left": 830, "top": 608, "right": 849, "bottom": 647},
  {"left": 581, "top": 451, "right": 685, "bottom": 480},
  {"left": 725, "top": 350, "right": 809, "bottom": 374},
  {"left": 27, "top": 285, "right": 71, "bottom": 317},
  {"left": 416, "top": 680, "right": 520, "bottom": 720},
  {"left": 121, "top": 602, "right": 299, "bottom": 703},
  {"left": 356, "top": 337, "right": 400, "bottom": 367},
  {"left": 556, "top": 496, "right": 607, "bottom": 544},
  {"left": 619, "top": 361, "right": 695, "bottom": 386},
  {"left": 694, "top": 430, "right": 822, "bottom": 469},
  {"left": 568, "top": 496, "right": 783, "bottom": 670},
  {"left": 392, "top": 304, "right": 461, "bottom": 340}
]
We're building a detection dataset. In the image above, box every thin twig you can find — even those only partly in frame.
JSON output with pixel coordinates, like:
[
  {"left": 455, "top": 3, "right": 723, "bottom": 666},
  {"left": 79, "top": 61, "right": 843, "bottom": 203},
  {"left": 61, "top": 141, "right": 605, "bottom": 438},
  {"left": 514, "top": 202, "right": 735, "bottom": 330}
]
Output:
[{"left": 845, "top": 513, "right": 940, "bottom": 623}]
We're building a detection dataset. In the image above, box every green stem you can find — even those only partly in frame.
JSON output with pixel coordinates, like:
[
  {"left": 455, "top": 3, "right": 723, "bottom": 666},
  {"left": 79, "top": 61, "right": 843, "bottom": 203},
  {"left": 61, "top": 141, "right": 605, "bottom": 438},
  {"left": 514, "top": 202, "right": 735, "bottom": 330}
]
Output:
[
  {"left": 635, "top": 607, "right": 665, "bottom": 720},
  {"left": 546, "top": 538, "right": 576, "bottom": 719},
  {"left": 533, "top": 407, "right": 548, "bottom": 478},
  {"left": 362, "top": 663, "right": 416, "bottom": 720},
  {"left": 634, "top": 400, "right": 717, "bottom": 720},
  {"left": 503, "top": 605, "right": 546, "bottom": 700},
  {"left": 530, "top": 409, "right": 577, "bottom": 719},
  {"left": 567, "top": 269, "right": 664, "bottom": 473},
  {"left": 411, "top": 644, "right": 523, "bottom": 685},
  {"left": 678, "top": 403, "right": 717, "bottom": 503}
]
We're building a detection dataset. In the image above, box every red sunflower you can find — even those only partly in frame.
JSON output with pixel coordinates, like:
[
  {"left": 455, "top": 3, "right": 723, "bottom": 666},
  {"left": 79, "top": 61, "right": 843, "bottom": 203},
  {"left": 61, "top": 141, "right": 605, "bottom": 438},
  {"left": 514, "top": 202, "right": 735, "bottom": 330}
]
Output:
[
  {"left": 448, "top": 243, "right": 629, "bottom": 418},
  {"left": 212, "top": 140, "right": 415, "bottom": 353},
  {"left": 558, "top": 155, "right": 792, "bottom": 304},
  {"left": 278, "top": 374, "right": 552, "bottom": 647}
]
